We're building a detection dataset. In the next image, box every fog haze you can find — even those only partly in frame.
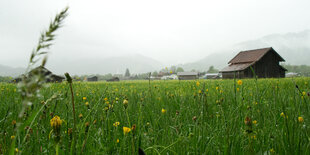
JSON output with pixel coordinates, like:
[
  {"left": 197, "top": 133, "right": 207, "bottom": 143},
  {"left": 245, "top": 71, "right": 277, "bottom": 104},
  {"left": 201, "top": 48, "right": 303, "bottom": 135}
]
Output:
[{"left": 1, "top": 0, "right": 310, "bottom": 74}]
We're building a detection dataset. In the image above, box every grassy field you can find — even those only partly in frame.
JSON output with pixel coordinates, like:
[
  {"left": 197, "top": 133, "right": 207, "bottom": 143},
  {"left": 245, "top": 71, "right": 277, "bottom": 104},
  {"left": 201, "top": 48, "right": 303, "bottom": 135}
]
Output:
[{"left": 0, "top": 78, "right": 310, "bottom": 154}]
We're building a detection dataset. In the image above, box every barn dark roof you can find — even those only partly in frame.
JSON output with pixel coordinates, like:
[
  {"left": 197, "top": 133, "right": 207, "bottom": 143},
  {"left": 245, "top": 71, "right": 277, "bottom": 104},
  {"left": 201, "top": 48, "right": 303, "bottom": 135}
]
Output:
[
  {"left": 228, "top": 47, "right": 285, "bottom": 64},
  {"left": 220, "top": 62, "right": 253, "bottom": 72}
]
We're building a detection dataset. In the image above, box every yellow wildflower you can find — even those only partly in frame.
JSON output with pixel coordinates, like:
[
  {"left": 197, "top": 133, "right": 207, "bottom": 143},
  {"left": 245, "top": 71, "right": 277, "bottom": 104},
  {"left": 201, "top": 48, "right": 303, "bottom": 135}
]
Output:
[
  {"left": 236, "top": 88, "right": 239, "bottom": 92},
  {"left": 83, "top": 97, "right": 86, "bottom": 100},
  {"left": 237, "top": 80, "right": 242, "bottom": 85},
  {"left": 280, "top": 112, "right": 288, "bottom": 119},
  {"left": 113, "top": 122, "right": 120, "bottom": 127},
  {"left": 50, "top": 115, "right": 62, "bottom": 130},
  {"left": 104, "top": 97, "right": 108, "bottom": 101},
  {"left": 216, "top": 87, "right": 219, "bottom": 90},
  {"left": 302, "top": 91, "right": 306, "bottom": 96},
  {"left": 298, "top": 117, "right": 304, "bottom": 123},
  {"left": 123, "top": 99, "right": 128, "bottom": 109},
  {"left": 123, "top": 127, "right": 131, "bottom": 135},
  {"left": 196, "top": 81, "right": 200, "bottom": 87},
  {"left": 11, "top": 135, "right": 15, "bottom": 139},
  {"left": 15, "top": 148, "right": 19, "bottom": 153},
  {"left": 79, "top": 113, "right": 83, "bottom": 119},
  {"left": 251, "top": 135, "right": 257, "bottom": 140},
  {"left": 198, "top": 90, "right": 202, "bottom": 94},
  {"left": 206, "top": 89, "right": 209, "bottom": 92},
  {"left": 116, "top": 139, "right": 119, "bottom": 143},
  {"left": 85, "top": 102, "right": 89, "bottom": 106},
  {"left": 123, "top": 99, "right": 128, "bottom": 105},
  {"left": 252, "top": 120, "right": 257, "bottom": 125},
  {"left": 12, "top": 120, "right": 16, "bottom": 126},
  {"left": 161, "top": 108, "right": 167, "bottom": 114},
  {"left": 270, "top": 148, "right": 275, "bottom": 153}
]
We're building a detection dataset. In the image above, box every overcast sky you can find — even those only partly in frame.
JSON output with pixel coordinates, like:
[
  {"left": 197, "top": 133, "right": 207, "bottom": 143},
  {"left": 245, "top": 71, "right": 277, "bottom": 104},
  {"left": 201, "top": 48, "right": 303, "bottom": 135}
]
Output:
[{"left": 1, "top": 0, "right": 310, "bottom": 68}]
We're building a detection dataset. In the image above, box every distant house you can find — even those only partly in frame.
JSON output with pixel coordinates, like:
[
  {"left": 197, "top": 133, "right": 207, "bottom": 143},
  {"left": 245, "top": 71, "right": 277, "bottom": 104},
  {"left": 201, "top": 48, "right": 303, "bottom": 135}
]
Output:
[
  {"left": 202, "top": 73, "right": 221, "bottom": 79},
  {"left": 220, "top": 47, "right": 287, "bottom": 79},
  {"left": 161, "top": 74, "right": 178, "bottom": 80},
  {"left": 149, "top": 76, "right": 161, "bottom": 80},
  {"left": 286, "top": 72, "right": 300, "bottom": 77},
  {"left": 107, "top": 77, "right": 120, "bottom": 82},
  {"left": 13, "top": 66, "right": 64, "bottom": 83},
  {"left": 177, "top": 72, "right": 199, "bottom": 80},
  {"left": 87, "top": 76, "right": 98, "bottom": 82}
]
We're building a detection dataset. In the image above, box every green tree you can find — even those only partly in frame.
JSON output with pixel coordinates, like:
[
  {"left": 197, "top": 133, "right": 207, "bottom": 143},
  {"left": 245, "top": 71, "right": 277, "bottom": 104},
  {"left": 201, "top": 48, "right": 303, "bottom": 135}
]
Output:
[
  {"left": 176, "top": 67, "right": 184, "bottom": 73},
  {"left": 125, "top": 68, "right": 130, "bottom": 77},
  {"left": 207, "top": 66, "right": 219, "bottom": 73},
  {"left": 152, "top": 71, "right": 158, "bottom": 77}
]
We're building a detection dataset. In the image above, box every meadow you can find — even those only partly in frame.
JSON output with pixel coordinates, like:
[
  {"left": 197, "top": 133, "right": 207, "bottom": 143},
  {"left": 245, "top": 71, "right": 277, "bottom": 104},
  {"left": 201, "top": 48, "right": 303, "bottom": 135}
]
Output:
[{"left": 0, "top": 77, "right": 309, "bottom": 154}]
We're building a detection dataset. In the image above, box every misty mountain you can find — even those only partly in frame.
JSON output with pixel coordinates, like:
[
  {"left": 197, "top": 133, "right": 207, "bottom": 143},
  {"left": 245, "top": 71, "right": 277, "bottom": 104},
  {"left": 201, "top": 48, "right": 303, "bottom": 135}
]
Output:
[
  {"left": 0, "top": 64, "right": 25, "bottom": 77},
  {"left": 2, "top": 30, "right": 310, "bottom": 76},
  {"left": 47, "top": 54, "right": 164, "bottom": 75},
  {"left": 182, "top": 30, "right": 310, "bottom": 71}
]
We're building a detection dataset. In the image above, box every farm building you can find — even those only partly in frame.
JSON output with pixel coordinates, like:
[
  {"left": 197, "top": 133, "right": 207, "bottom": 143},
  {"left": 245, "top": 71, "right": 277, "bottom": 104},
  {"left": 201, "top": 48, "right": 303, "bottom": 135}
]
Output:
[
  {"left": 161, "top": 74, "right": 178, "bottom": 80},
  {"left": 220, "top": 47, "right": 287, "bottom": 79},
  {"left": 30, "top": 66, "right": 64, "bottom": 82},
  {"left": 202, "top": 73, "right": 221, "bottom": 79},
  {"left": 177, "top": 72, "right": 199, "bottom": 80},
  {"left": 87, "top": 76, "right": 98, "bottom": 82},
  {"left": 149, "top": 76, "right": 161, "bottom": 80},
  {"left": 13, "top": 66, "right": 64, "bottom": 83},
  {"left": 107, "top": 77, "right": 120, "bottom": 82}
]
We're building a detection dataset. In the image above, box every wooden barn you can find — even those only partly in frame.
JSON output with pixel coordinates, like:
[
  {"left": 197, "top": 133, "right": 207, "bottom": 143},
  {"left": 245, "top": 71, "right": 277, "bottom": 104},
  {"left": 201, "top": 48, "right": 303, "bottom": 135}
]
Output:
[
  {"left": 220, "top": 47, "right": 287, "bottom": 79},
  {"left": 107, "top": 77, "right": 120, "bottom": 82},
  {"left": 87, "top": 76, "right": 98, "bottom": 82},
  {"left": 13, "top": 66, "right": 64, "bottom": 83},
  {"left": 30, "top": 66, "right": 64, "bottom": 82},
  {"left": 177, "top": 72, "right": 199, "bottom": 80}
]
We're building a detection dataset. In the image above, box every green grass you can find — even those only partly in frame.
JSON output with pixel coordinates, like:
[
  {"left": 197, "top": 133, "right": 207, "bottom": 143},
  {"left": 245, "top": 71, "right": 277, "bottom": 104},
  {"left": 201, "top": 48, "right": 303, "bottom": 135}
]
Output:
[{"left": 0, "top": 78, "right": 310, "bottom": 154}]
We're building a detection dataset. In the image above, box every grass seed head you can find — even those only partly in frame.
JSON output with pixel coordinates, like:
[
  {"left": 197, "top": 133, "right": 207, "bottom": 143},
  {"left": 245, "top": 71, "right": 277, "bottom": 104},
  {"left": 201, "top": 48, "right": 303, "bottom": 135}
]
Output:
[{"left": 244, "top": 117, "right": 252, "bottom": 126}]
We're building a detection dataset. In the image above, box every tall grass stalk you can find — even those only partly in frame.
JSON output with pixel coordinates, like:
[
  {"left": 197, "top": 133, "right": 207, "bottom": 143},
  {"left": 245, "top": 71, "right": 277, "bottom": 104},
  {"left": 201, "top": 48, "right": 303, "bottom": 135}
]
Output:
[{"left": 9, "top": 7, "right": 68, "bottom": 155}]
